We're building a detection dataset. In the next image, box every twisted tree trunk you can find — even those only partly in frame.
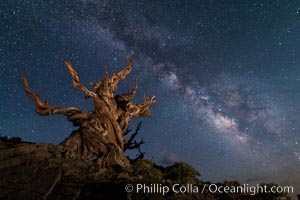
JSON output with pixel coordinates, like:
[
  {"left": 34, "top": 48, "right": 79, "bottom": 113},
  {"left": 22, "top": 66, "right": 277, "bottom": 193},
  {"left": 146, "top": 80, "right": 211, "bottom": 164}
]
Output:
[{"left": 22, "top": 56, "right": 155, "bottom": 168}]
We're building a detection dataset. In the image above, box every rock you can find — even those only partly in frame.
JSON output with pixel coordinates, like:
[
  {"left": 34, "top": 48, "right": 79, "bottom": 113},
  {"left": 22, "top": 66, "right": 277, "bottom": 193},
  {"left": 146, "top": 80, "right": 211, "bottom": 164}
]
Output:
[{"left": 0, "top": 142, "right": 288, "bottom": 200}]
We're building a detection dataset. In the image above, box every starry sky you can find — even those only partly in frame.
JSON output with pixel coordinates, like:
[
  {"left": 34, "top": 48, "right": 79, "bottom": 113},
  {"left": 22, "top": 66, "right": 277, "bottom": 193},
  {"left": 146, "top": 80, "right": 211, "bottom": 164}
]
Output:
[{"left": 1, "top": 0, "right": 300, "bottom": 194}]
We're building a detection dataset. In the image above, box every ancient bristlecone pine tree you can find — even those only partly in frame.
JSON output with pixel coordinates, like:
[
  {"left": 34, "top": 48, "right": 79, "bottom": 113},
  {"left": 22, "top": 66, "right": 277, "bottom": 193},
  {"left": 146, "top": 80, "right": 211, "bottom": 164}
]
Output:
[{"left": 22, "top": 56, "right": 155, "bottom": 168}]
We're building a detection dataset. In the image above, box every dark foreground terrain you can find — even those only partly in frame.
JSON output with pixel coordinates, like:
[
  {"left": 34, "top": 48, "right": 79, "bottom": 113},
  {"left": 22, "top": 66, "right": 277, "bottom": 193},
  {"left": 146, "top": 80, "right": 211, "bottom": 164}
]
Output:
[{"left": 0, "top": 137, "right": 291, "bottom": 200}]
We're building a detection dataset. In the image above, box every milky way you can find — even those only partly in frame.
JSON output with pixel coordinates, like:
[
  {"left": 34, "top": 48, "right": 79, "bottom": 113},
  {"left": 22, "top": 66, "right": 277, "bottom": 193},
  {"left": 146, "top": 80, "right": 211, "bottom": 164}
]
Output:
[{"left": 1, "top": 0, "right": 300, "bottom": 195}]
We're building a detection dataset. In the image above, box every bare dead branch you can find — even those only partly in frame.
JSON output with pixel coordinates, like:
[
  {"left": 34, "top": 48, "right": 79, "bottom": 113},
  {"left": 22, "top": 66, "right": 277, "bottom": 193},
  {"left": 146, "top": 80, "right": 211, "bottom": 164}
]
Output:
[
  {"left": 126, "top": 96, "right": 156, "bottom": 117},
  {"left": 120, "top": 73, "right": 140, "bottom": 101},
  {"left": 125, "top": 139, "right": 145, "bottom": 150},
  {"left": 108, "top": 55, "right": 135, "bottom": 94},
  {"left": 124, "top": 121, "right": 147, "bottom": 160},
  {"left": 22, "top": 71, "right": 81, "bottom": 117},
  {"left": 64, "top": 61, "right": 97, "bottom": 98},
  {"left": 125, "top": 121, "right": 142, "bottom": 146},
  {"left": 136, "top": 145, "right": 145, "bottom": 159},
  {"left": 124, "top": 128, "right": 132, "bottom": 136},
  {"left": 128, "top": 141, "right": 145, "bottom": 162}
]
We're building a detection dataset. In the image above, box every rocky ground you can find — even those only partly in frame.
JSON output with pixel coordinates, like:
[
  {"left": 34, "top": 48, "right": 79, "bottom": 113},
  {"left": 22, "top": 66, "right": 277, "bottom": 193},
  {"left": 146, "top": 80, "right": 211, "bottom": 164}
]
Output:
[{"left": 0, "top": 137, "right": 291, "bottom": 200}]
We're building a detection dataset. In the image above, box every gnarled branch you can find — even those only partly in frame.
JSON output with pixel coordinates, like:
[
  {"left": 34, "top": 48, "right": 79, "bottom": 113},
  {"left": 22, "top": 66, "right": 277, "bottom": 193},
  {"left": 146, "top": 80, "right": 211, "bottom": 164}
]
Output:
[
  {"left": 120, "top": 73, "right": 140, "bottom": 101},
  {"left": 22, "top": 71, "right": 81, "bottom": 117},
  {"left": 64, "top": 61, "right": 97, "bottom": 99},
  {"left": 124, "top": 121, "right": 146, "bottom": 161},
  {"left": 124, "top": 121, "right": 142, "bottom": 147},
  {"left": 125, "top": 138, "right": 145, "bottom": 150},
  {"left": 108, "top": 56, "right": 135, "bottom": 94},
  {"left": 126, "top": 96, "right": 156, "bottom": 117}
]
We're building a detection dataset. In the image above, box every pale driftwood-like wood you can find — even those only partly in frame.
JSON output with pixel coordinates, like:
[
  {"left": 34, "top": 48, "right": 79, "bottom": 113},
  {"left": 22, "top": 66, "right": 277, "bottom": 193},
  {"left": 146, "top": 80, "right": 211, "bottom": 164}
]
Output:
[{"left": 22, "top": 56, "right": 155, "bottom": 168}]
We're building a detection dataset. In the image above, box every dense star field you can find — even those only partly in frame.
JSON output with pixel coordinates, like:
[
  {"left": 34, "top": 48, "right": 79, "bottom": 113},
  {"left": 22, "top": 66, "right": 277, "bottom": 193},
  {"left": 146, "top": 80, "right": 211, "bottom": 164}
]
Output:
[{"left": 1, "top": 0, "right": 300, "bottom": 194}]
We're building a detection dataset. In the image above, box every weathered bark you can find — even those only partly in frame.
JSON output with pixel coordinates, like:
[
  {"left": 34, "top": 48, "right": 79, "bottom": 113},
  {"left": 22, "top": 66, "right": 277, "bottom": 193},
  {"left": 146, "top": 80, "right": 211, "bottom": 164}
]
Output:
[{"left": 22, "top": 56, "right": 155, "bottom": 168}]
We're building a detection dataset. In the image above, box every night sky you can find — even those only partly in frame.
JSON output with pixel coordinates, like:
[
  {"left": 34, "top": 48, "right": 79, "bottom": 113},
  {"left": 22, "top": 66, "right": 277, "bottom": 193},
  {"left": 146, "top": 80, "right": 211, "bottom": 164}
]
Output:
[{"left": 1, "top": 0, "right": 300, "bottom": 195}]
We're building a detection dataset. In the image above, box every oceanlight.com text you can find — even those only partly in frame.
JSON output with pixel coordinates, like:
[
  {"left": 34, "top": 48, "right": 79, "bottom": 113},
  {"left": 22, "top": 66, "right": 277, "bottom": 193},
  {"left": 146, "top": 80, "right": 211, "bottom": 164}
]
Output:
[{"left": 124, "top": 183, "right": 294, "bottom": 196}]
